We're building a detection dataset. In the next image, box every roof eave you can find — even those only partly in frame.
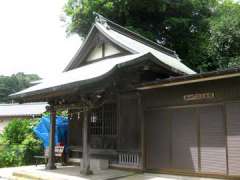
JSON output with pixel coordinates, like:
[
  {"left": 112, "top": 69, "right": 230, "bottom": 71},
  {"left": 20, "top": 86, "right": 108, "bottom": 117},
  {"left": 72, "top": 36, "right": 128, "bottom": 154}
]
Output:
[
  {"left": 137, "top": 67, "right": 240, "bottom": 90},
  {"left": 11, "top": 53, "right": 183, "bottom": 101}
]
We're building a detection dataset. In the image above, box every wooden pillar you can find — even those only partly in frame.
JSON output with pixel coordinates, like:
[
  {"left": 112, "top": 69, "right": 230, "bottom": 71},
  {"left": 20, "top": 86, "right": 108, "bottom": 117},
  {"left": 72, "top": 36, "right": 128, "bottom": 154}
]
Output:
[
  {"left": 46, "top": 105, "right": 56, "bottom": 170},
  {"left": 137, "top": 93, "right": 145, "bottom": 170},
  {"left": 80, "top": 107, "right": 92, "bottom": 175}
]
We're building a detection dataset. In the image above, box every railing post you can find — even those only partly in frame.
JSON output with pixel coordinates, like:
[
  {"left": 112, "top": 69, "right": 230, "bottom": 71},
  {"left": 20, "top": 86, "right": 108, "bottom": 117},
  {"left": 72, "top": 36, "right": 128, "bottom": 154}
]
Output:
[{"left": 46, "top": 105, "right": 56, "bottom": 170}]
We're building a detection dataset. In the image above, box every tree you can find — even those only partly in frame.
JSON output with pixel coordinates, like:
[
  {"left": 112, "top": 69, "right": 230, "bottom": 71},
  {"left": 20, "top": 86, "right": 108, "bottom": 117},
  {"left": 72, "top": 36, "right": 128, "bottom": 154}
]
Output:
[
  {"left": 64, "top": 0, "right": 218, "bottom": 72},
  {"left": 0, "top": 73, "right": 40, "bottom": 103},
  {"left": 208, "top": 0, "right": 240, "bottom": 69}
]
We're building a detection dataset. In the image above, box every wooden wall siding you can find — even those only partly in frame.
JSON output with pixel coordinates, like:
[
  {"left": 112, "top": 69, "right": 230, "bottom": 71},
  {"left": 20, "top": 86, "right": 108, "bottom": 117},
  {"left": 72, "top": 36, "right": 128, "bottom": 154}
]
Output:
[
  {"left": 142, "top": 77, "right": 240, "bottom": 109},
  {"left": 226, "top": 103, "right": 240, "bottom": 176},
  {"left": 199, "top": 106, "right": 227, "bottom": 174},
  {"left": 142, "top": 78, "right": 240, "bottom": 177},
  {"left": 144, "top": 103, "right": 240, "bottom": 177},
  {"left": 145, "top": 109, "right": 171, "bottom": 169},
  {"left": 171, "top": 108, "right": 199, "bottom": 172},
  {"left": 118, "top": 94, "right": 140, "bottom": 151}
]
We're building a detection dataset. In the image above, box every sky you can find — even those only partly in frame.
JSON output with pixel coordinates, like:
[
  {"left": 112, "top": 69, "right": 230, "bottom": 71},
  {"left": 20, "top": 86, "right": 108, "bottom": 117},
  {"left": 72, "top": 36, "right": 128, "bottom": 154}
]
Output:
[{"left": 0, "top": 0, "right": 82, "bottom": 79}]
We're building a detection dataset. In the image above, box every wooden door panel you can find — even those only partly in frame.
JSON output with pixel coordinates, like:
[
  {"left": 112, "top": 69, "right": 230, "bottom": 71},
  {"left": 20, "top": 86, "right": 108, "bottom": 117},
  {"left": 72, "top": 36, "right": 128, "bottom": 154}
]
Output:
[
  {"left": 199, "top": 105, "right": 226, "bottom": 174},
  {"left": 145, "top": 109, "right": 171, "bottom": 169},
  {"left": 226, "top": 103, "right": 240, "bottom": 176},
  {"left": 171, "top": 108, "right": 199, "bottom": 172}
]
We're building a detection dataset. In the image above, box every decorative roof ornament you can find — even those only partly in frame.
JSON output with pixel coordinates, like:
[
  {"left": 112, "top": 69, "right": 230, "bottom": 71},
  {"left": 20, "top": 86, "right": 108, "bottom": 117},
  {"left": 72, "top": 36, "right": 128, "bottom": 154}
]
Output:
[{"left": 93, "top": 12, "right": 111, "bottom": 30}]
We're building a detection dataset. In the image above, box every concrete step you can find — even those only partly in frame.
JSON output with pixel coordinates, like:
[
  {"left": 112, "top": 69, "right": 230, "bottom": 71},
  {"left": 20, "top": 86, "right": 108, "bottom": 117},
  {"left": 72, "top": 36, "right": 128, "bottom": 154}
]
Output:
[
  {"left": 12, "top": 171, "right": 83, "bottom": 180},
  {"left": 68, "top": 158, "right": 81, "bottom": 165},
  {"left": 13, "top": 171, "right": 44, "bottom": 180}
]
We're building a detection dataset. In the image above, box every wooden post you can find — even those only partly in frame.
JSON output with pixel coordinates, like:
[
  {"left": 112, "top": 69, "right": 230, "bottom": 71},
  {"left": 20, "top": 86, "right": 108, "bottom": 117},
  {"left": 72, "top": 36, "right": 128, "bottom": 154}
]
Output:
[
  {"left": 80, "top": 107, "right": 92, "bottom": 175},
  {"left": 137, "top": 93, "right": 145, "bottom": 170},
  {"left": 46, "top": 105, "right": 56, "bottom": 170}
]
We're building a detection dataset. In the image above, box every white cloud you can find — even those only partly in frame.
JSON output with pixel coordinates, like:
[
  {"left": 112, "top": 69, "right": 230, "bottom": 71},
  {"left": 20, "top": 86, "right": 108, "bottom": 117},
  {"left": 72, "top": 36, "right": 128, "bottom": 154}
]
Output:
[{"left": 0, "top": 0, "right": 82, "bottom": 79}]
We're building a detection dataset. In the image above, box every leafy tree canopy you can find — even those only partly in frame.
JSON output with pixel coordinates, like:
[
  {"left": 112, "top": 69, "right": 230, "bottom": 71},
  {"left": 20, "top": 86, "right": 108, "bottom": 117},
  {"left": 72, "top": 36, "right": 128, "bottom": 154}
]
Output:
[
  {"left": 208, "top": 0, "right": 240, "bottom": 69},
  {"left": 0, "top": 73, "right": 40, "bottom": 103},
  {"left": 64, "top": 0, "right": 240, "bottom": 73}
]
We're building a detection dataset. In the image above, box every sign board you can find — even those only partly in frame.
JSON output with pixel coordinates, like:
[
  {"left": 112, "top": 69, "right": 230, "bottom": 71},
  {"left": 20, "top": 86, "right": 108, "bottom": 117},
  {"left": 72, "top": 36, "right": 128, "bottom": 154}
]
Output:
[
  {"left": 184, "top": 92, "right": 215, "bottom": 101},
  {"left": 44, "top": 145, "right": 64, "bottom": 157}
]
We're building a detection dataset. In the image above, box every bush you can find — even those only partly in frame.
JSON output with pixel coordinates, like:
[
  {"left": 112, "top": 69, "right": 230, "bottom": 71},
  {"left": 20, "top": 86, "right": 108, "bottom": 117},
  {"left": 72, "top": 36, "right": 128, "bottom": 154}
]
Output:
[
  {"left": 0, "top": 119, "right": 43, "bottom": 167},
  {"left": 0, "top": 145, "right": 25, "bottom": 167}
]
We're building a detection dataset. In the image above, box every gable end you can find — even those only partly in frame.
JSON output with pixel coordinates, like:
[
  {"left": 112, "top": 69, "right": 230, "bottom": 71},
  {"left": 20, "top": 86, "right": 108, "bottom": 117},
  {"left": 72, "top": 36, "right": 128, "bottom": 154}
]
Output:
[{"left": 64, "top": 25, "right": 131, "bottom": 72}]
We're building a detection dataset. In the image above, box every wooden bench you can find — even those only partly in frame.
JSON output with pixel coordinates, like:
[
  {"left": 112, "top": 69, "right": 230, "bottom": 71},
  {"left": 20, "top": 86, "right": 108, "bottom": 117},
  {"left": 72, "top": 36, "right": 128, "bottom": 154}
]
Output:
[{"left": 34, "top": 145, "right": 65, "bottom": 166}]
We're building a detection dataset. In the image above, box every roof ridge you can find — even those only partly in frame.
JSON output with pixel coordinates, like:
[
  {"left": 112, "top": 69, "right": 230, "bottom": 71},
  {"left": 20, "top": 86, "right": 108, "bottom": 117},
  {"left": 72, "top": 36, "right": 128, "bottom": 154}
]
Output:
[{"left": 93, "top": 12, "right": 178, "bottom": 59}]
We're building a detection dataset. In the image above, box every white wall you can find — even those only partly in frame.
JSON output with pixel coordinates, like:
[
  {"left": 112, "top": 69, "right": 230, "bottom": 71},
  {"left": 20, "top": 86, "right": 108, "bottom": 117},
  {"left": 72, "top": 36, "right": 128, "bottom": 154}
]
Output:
[{"left": 0, "top": 118, "right": 11, "bottom": 134}]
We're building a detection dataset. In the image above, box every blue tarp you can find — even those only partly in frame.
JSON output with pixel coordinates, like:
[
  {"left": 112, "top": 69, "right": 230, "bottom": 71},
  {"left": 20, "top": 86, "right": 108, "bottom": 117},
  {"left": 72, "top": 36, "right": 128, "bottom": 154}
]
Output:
[{"left": 33, "top": 116, "right": 68, "bottom": 148}]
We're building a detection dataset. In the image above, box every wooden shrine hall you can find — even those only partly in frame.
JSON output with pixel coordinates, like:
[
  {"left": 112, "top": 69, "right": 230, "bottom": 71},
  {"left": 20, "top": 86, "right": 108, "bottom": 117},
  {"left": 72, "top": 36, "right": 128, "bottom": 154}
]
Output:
[{"left": 11, "top": 14, "right": 240, "bottom": 179}]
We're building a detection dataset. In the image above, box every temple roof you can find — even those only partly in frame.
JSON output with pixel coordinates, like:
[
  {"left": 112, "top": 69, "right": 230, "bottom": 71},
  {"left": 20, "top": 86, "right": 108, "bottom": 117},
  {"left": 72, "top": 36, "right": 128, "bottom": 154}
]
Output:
[
  {"left": 11, "top": 15, "right": 196, "bottom": 101},
  {"left": 64, "top": 17, "right": 195, "bottom": 74},
  {"left": 11, "top": 53, "right": 160, "bottom": 100}
]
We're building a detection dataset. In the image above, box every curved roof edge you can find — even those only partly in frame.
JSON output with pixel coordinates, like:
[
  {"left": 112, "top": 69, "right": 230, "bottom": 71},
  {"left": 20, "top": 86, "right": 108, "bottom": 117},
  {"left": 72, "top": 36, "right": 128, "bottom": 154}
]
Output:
[{"left": 10, "top": 52, "right": 187, "bottom": 101}]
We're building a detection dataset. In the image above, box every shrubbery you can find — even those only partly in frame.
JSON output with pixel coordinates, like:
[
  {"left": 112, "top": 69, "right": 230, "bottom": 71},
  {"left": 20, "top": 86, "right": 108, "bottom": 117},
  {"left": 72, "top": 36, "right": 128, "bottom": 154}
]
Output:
[{"left": 0, "top": 119, "right": 43, "bottom": 167}]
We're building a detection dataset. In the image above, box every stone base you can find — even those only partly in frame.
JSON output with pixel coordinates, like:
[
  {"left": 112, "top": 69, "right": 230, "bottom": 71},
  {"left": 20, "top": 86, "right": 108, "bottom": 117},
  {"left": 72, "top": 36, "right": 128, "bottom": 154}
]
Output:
[
  {"left": 90, "top": 159, "right": 109, "bottom": 170},
  {"left": 80, "top": 168, "right": 93, "bottom": 175},
  {"left": 46, "top": 163, "right": 56, "bottom": 170}
]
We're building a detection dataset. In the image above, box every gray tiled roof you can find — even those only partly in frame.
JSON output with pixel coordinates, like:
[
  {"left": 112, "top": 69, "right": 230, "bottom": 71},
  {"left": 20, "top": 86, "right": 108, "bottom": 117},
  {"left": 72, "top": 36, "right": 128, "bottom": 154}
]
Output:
[
  {"left": 10, "top": 54, "right": 144, "bottom": 98},
  {"left": 11, "top": 19, "right": 195, "bottom": 100},
  {"left": 95, "top": 22, "right": 195, "bottom": 75},
  {"left": 0, "top": 102, "right": 47, "bottom": 117}
]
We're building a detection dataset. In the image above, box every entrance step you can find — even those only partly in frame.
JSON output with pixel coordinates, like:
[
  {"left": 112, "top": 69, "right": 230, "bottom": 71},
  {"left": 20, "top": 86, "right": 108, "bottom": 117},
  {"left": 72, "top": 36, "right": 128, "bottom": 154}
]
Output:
[
  {"left": 12, "top": 170, "right": 81, "bottom": 180},
  {"left": 13, "top": 171, "right": 45, "bottom": 180},
  {"left": 68, "top": 158, "right": 81, "bottom": 165},
  {"left": 11, "top": 166, "right": 137, "bottom": 180}
]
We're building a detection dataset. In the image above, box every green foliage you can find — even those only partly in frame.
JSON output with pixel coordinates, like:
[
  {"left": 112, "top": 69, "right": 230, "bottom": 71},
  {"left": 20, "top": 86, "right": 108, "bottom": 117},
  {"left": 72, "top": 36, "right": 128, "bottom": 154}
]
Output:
[
  {"left": 0, "top": 72, "right": 40, "bottom": 103},
  {"left": 0, "top": 119, "right": 43, "bottom": 167},
  {"left": 64, "top": 0, "right": 240, "bottom": 72},
  {"left": 0, "top": 145, "right": 25, "bottom": 167},
  {"left": 2, "top": 120, "right": 33, "bottom": 144},
  {"left": 208, "top": 0, "right": 240, "bottom": 69}
]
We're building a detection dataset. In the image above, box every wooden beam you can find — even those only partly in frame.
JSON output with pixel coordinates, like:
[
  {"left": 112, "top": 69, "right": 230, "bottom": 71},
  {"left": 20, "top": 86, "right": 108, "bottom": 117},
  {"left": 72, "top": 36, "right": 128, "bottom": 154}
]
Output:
[
  {"left": 80, "top": 107, "right": 93, "bottom": 175},
  {"left": 46, "top": 105, "right": 56, "bottom": 170}
]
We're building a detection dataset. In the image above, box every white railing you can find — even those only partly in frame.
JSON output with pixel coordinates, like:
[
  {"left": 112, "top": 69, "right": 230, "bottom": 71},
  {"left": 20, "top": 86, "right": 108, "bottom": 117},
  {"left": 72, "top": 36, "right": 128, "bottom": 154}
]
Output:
[
  {"left": 110, "top": 151, "right": 141, "bottom": 169},
  {"left": 118, "top": 152, "right": 140, "bottom": 166}
]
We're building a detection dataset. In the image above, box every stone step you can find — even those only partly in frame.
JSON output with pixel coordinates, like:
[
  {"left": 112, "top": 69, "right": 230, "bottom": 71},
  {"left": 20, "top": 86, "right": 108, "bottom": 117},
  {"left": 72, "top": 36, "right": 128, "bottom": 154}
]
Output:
[
  {"left": 12, "top": 171, "right": 81, "bottom": 180},
  {"left": 13, "top": 171, "right": 44, "bottom": 180},
  {"left": 68, "top": 158, "right": 81, "bottom": 165}
]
